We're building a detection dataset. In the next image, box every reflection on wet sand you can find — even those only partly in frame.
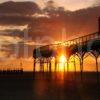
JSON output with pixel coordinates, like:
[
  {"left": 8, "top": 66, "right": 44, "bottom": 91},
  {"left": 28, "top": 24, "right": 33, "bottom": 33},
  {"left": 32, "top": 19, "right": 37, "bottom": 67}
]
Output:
[{"left": 0, "top": 72, "right": 100, "bottom": 100}]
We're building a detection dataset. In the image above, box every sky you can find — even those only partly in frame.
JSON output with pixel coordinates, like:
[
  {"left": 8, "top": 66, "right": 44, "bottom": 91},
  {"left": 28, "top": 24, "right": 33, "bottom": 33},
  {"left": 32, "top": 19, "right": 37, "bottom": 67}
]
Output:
[
  {"left": 0, "top": 0, "right": 97, "bottom": 11},
  {"left": 0, "top": 0, "right": 100, "bottom": 71}
]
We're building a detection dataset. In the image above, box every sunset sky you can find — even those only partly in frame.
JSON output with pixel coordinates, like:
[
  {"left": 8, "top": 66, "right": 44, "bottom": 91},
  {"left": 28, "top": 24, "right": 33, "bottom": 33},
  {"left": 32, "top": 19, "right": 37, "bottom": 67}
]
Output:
[
  {"left": 0, "top": 0, "right": 98, "bottom": 11},
  {"left": 0, "top": 0, "right": 100, "bottom": 71}
]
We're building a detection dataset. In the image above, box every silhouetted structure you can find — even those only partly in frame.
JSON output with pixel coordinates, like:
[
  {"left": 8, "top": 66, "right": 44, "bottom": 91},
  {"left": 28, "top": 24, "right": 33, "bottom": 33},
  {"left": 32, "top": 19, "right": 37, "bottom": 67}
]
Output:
[{"left": 33, "top": 18, "right": 100, "bottom": 84}]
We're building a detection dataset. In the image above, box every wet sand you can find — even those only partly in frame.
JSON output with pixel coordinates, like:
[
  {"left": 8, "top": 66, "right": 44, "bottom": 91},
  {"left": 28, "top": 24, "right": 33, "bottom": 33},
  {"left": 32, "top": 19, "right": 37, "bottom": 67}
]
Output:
[{"left": 0, "top": 72, "right": 100, "bottom": 100}]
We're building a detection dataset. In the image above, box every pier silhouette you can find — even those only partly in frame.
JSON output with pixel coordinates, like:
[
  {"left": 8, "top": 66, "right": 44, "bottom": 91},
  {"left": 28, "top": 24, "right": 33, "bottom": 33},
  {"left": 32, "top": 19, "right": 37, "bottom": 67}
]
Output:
[{"left": 33, "top": 18, "right": 100, "bottom": 83}]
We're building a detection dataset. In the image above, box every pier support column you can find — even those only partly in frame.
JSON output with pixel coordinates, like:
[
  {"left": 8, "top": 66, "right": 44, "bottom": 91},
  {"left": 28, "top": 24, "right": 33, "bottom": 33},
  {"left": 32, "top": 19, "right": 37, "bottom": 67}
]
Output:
[
  {"left": 49, "top": 59, "right": 52, "bottom": 72},
  {"left": 40, "top": 58, "right": 44, "bottom": 72},
  {"left": 33, "top": 59, "right": 36, "bottom": 72},
  {"left": 43, "top": 59, "right": 45, "bottom": 72},
  {"left": 46, "top": 59, "right": 49, "bottom": 72},
  {"left": 55, "top": 57, "right": 57, "bottom": 72},
  {"left": 96, "top": 57, "right": 99, "bottom": 84},
  {"left": 74, "top": 56, "right": 76, "bottom": 79},
  {"left": 80, "top": 58, "right": 83, "bottom": 83},
  {"left": 67, "top": 60, "right": 69, "bottom": 73},
  {"left": 92, "top": 51, "right": 99, "bottom": 84}
]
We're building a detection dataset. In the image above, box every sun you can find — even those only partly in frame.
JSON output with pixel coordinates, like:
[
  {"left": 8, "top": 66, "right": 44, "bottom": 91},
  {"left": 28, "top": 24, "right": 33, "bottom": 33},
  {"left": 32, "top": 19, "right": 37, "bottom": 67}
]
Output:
[
  {"left": 59, "top": 55, "right": 66, "bottom": 63},
  {"left": 59, "top": 55, "right": 67, "bottom": 71}
]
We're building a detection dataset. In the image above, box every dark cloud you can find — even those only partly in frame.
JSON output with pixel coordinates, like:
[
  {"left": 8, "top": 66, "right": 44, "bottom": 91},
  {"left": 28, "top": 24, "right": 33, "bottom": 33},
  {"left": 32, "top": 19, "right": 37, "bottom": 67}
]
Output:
[
  {"left": 0, "top": 1, "right": 100, "bottom": 58},
  {"left": 0, "top": 4, "right": 100, "bottom": 40},
  {"left": 0, "top": 15, "right": 33, "bottom": 25},
  {"left": 28, "top": 6, "right": 100, "bottom": 40},
  {"left": 0, "top": 1, "right": 40, "bottom": 15},
  {"left": 0, "top": 1, "right": 41, "bottom": 25},
  {"left": 0, "top": 1, "right": 99, "bottom": 38},
  {"left": 6, "top": 43, "right": 34, "bottom": 58}
]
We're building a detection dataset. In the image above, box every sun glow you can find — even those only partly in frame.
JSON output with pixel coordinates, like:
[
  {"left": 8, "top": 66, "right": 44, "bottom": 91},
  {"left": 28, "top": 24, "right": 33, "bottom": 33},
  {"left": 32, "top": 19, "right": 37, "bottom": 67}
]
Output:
[
  {"left": 59, "top": 55, "right": 66, "bottom": 63},
  {"left": 59, "top": 55, "right": 67, "bottom": 71}
]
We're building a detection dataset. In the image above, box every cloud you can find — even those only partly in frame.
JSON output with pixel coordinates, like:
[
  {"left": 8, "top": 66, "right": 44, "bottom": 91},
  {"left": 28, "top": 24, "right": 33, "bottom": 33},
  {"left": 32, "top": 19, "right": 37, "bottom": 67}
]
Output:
[
  {"left": 0, "top": 25, "right": 28, "bottom": 31},
  {"left": 0, "top": 1, "right": 40, "bottom": 15},
  {"left": 93, "top": 0, "right": 100, "bottom": 6},
  {"left": 0, "top": 1, "right": 41, "bottom": 25},
  {"left": 0, "top": 14, "right": 34, "bottom": 25},
  {"left": 0, "top": 1, "right": 100, "bottom": 59}
]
